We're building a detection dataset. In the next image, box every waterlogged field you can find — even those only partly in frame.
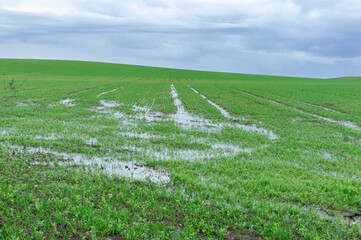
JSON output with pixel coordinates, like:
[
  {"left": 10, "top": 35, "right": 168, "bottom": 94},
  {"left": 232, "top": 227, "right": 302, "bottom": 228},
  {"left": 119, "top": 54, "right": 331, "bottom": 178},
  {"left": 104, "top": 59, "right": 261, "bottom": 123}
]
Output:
[{"left": 1, "top": 59, "right": 361, "bottom": 239}]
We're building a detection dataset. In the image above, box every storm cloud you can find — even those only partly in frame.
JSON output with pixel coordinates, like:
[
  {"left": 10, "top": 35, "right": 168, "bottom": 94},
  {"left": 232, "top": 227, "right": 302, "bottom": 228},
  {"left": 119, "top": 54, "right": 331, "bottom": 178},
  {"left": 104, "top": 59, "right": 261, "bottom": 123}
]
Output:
[{"left": 1, "top": 0, "right": 361, "bottom": 77}]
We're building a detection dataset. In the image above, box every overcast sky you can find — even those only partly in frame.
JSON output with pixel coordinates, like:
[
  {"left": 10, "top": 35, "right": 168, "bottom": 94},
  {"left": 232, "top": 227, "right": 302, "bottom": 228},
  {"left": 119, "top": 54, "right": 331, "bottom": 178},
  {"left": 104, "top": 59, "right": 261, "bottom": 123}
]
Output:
[{"left": 1, "top": 0, "right": 361, "bottom": 78}]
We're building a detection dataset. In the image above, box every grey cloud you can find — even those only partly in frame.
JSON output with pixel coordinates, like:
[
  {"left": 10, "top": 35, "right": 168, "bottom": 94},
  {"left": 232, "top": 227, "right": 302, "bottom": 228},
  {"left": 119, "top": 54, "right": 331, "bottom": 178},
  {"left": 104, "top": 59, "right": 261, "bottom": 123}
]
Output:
[{"left": 0, "top": 1, "right": 361, "bottom": 78}]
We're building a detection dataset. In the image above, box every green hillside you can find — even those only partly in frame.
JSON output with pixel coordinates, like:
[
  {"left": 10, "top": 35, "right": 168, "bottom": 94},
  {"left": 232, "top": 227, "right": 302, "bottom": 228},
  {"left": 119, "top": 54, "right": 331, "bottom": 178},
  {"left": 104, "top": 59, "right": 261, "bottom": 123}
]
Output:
[{"left": 1, "top": 59, "right": 361, "bottom": 239}]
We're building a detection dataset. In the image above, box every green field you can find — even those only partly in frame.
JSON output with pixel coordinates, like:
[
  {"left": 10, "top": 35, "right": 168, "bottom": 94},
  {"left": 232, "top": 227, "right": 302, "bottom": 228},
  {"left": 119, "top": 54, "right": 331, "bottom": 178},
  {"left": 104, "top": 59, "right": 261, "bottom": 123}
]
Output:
[{"left": 1, "top": 59, "right": 361, "bottom": 239}]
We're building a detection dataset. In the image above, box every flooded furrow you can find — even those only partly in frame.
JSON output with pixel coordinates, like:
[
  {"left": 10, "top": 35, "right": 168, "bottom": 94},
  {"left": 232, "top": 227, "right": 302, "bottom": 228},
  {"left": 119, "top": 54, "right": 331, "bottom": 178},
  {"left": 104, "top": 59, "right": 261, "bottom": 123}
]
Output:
[
  {"left": 189, "top": 85, "right": 235, "bottom": 120},
  {"left": 186, "top": 85, "right": 278, "bottom": 139},
  {"left": 97, "top": 88, "right": 118, "bottom": 97},
  {"left": 295, "top": 100, "right": 346, "bottom": 115},
  {"left": 68, "top": 87, "right": 97, "bottom": 96},
  {"left": 170, "top": 84, "right": 217, "bottom": 129},
  {"left": 243, "top": 91, "right": 361, "bottom": 131}
]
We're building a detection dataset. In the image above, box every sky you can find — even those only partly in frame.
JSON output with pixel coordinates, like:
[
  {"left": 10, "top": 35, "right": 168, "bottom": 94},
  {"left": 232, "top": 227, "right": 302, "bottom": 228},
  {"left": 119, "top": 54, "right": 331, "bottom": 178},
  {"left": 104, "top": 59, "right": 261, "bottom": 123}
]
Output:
[{"left": 1, "top": 0, "right": 361, "bottom": 78}]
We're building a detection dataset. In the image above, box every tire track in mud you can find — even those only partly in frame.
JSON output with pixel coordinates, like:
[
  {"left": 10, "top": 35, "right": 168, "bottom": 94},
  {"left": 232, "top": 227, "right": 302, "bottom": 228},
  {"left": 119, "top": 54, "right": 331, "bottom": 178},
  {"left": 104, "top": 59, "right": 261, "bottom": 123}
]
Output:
[
  {"left": 68, "top": 87, "right": 97, "bottom": 96},
  {"left": 11, "top": 85, "right": 276, "bottom": 182},
  {"left": 87, "top": 87, "right": 268, "bottom": 163},
  {"left": 295, "top": 100, "right": 346, "bottom": 115},
  {"left": 188, "top": 86, "right": 235, "bottom": 120},
  {"left": 242, "top": 91, "right": 361, "bottom": 131},
  {"left": 97, "top": 88, "right": 119, "bottom": 97},
  {"left": 186, "top": 85, "right": 278, "bottom": 140},
  {"left": 246, "top": 91, "right": 347, "bottom": 115}
]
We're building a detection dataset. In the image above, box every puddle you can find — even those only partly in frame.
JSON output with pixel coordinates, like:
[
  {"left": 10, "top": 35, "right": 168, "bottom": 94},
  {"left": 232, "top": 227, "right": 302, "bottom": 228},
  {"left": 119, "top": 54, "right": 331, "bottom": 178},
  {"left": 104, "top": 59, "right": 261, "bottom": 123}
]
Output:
[
  {"left": 170, "top": 84, "right": 217, "bottom": 129},
  {"left": 322, "top": 152, "right": 332, "bottom": 160},
  {"left": 130, "top": 101, "right": 164, "bottom": 122},
  {"left": 117, "top": 131, "right": 265, "bottom": 161},
  {"left": 211, "top": 142, "right": 253, "bottom": 153},
  {"left": 108, "top": 111, "right": 125, "bottom": 119},
  {"left": 133, "top": 147, "right": 231, "bottom": 161},
  {"left": 119, "top": 132, "right": 164, "bottom": 140},
  {"left": 243, "top": 92, "right": 361, "bottom": 131},
  {"left": 1, "top": 129, "right": 9, "bottom": 135},
  {"left": 59, "top": 98, "right": 76, "bottom": 107},
  {"left": 86, "top": 138, "right": 99, "bottom": 145},
  {"left": 129, "top": 142, "right": 255, "bottom": 162},
  {"left": 310, "top": 207, "right": 361, "bottom": 228},
  {"left": 132, "top": 105, "right": 151, "bottom": 112},
  {"left": 93, "top": 161, "right": 170, "bottom": 183},
  {"left": 137, "top": 111, "right": 164, "bottom": 122},
  {"left": 89, "top": 85, "right": 277, "bottom": 139},
  {"left": 34, "top": 134, "right": 57, "bottom": 140},
  {"left": 16, "top": 102, "right": 28, "bottom": 107},
  {"left": 15, "top": 99, "right": 39, "bottom": 107},
  {"left": 93, "top": 101, "right": 162, "bottom": 123},
  {"left": 81, "top": 86, "right": 277, "bottom": 163},
  {"left": 99, "top": 100, "right": 122, "bottom": 108},
  {"left": 97, "top": 88, "right": 118, "bottom": 97},
  {"left": 95, "top": 106, "right": 163, "bottom": 125},
  {"left": 93, "top": 107, "right": 125, "bottom": 119},
  {"left": 5, "top": 144, "right": 169, "bottom": 184}
]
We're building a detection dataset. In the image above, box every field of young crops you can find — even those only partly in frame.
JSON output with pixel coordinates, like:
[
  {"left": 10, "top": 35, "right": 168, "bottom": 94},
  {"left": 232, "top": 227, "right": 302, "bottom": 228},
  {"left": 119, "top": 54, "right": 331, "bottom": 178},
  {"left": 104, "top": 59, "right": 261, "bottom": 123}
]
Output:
[{"left": 1, "top": 59, "right": 361, "bottom": 239}]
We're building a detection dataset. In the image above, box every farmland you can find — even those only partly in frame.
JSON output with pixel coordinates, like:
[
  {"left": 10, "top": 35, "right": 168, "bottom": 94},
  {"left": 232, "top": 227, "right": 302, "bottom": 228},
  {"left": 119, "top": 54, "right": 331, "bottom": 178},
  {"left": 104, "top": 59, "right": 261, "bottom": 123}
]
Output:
[{"left": 0, "top": 59, "right": 361, "bottom": 239}]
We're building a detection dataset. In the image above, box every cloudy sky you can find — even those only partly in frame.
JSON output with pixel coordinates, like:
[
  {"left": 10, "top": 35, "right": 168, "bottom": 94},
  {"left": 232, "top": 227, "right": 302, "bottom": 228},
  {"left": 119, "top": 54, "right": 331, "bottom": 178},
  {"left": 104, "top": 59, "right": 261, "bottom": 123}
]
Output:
[{"left": 1, "top": 0, "right": 361, "bottom": 78}]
